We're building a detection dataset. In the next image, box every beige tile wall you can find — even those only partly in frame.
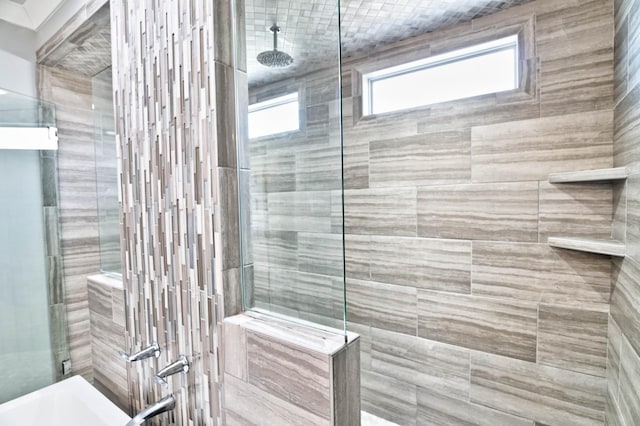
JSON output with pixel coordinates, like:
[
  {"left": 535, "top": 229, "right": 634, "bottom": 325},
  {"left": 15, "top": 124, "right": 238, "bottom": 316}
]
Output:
[
  {"left": 87, "top": 275, "right": 128, "bottom": 412},
  {"left": 222, "top": 314, "right": 360, "bottom": 426},
  {"left": 606, "top": 0, "right": 640, "bottom": 424},
  {"left": 249, "top": 0, "right": 617, "bottom": 424}
]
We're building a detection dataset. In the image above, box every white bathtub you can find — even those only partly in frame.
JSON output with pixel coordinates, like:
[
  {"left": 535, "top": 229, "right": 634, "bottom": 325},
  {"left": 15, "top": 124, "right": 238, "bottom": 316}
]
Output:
[{"left": 0, "top": 375, "right": 131, "bottom": 426}]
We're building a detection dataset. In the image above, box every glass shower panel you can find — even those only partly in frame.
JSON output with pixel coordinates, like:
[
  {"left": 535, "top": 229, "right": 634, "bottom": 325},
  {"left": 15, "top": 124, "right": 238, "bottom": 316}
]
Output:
[
  {"left": 92, "top": 67, "right": 121, "bottom": 275},
  {"left": 0, "top": 150, "right": 56, "bottom": 403},
  {"left": 235, "top": 0, "right": 346, "bottom": 332}
]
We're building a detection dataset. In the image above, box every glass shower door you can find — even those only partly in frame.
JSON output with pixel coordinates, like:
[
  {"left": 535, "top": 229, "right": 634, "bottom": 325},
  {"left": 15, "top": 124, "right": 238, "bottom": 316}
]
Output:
[
  {"left": 0, "top": 91, "right": 69, "bottom": 404},
  {"left": 0, "top": 150, "right": 56, "bottom": 402}
]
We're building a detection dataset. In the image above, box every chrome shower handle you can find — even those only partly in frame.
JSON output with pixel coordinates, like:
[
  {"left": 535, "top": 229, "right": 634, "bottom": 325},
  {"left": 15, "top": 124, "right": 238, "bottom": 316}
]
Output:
[
  {"left": 118, "top": 342, "right": 161, "bottom": 362},
  {"left": 154, "top": 355, "right": 189, "bottom": 387}
]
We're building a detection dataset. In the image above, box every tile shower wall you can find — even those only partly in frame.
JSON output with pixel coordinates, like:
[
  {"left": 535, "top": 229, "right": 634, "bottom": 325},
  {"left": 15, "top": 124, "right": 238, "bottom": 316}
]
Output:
[
  {"left": 110, "top": 0, "right": 240, "bottom": 423},
  {"left": 38, "top": 65, "right": 101, "bottom": 381},
  {"left": 87, "top": 275, "right": 128, "bottom": 411},
  {"left": 250, "top": 0, "right": 615, "bottom": 424},
  {"left": 606, "top": 0, "right": 640, "bottom": 424}
]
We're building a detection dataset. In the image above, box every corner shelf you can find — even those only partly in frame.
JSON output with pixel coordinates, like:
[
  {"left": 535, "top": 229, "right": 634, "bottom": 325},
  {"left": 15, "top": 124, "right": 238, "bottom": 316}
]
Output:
[
  {"left": 548, "top": 237, "right": 626, "bottom": 257},
  {"left": 548, "top": 167, "right": 627, "bottom": 183},
  {"left": 546, "top": 167, "right": 628, "bottom": 257}
]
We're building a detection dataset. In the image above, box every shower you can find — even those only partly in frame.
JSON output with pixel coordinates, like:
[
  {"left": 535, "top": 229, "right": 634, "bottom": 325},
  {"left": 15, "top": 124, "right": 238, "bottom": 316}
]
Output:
[{"left": 257, "top": 24, "right": 293, "bottom": 68}]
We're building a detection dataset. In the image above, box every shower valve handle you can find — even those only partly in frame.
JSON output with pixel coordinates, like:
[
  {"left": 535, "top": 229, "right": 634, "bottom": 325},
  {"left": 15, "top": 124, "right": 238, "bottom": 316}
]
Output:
[{"left": 118, "top": 342, "right": 161, "bottom": 362}]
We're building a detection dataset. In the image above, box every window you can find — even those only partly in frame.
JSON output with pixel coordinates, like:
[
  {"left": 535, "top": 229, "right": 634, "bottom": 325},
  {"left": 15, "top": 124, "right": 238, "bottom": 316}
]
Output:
[
  {"left": 248, "top": 93, "right": 299, "bottom": 138},
  {"left": 362, "top": 35, "right": 519, "bottom": 116}
]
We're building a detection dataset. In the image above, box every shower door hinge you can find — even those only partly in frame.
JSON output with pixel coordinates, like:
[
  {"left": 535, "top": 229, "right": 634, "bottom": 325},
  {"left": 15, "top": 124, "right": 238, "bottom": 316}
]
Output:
[{"left": 61, "top": 359, "right": 72, "bottom": 375}]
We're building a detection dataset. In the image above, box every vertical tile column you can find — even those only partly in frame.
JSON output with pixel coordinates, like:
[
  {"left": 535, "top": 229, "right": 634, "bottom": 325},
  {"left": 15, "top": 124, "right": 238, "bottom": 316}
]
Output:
[{"left": 110, "top": 0, "right": 240, "bottom": 423}]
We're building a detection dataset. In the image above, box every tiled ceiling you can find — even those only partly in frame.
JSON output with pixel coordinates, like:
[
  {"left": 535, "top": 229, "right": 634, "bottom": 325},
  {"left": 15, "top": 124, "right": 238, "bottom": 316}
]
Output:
[
  {"left": 40, "top": 4, "right": 111, "bottom": 77},
  {"left": 247, "top": 0, "right": 535, "bottom": 87}
]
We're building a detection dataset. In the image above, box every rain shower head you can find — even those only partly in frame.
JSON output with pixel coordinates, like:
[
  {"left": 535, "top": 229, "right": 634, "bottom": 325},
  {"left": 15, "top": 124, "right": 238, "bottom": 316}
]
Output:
[{"left": 257, "top": 25, "right": 294, "bottom": 68}]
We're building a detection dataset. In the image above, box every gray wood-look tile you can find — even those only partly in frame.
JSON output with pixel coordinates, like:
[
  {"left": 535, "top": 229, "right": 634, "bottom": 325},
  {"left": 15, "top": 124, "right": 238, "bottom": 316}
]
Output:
[
  {"left": 626, "top": 172, "right": 640, "bottom": 262},
  {"left": 251, "top": 151, "right": 296, "bottom": 193},
  {"left": 369, "top": 130, "right": 471, "bottom": 187},
  {"left": 416, "top": 92, "right": 540, "bottom": 135},
  {"left": 536, "top": 0, "right": 614, "bottom": 116},
  {"left": 471, "top": 352, "right": 606, "bottom": 425},
  {"left": 296, "top": 146, "right": 343, "bottom": 191},
  {"left": 417, "top": 386, "right": 534, "bottom": 426},
  {"left": 472, "top": 242, "right": 611, "bottom": 308},
  {"left": 345, "top": 234, "right": 371, "bottom": 280},
  {"left": 333, "top": 339, "right": 361, "bottom": 426},
  {"left": 472, "top": 110, "right": 613, "bottom": 183},
  {"left": 224, "top": 373, "right": 327, "bottom": 426},
  {"left": 346, "top": 279, "right": 417, "bottom": 335},
  {"left": 417, "top": 182, "right": 539, "bottom": 242},
  {"left": 611, "top": 257, "right": 640, "bottom": 359},
  {"left": 614, "top": 11, "right": 629, "bottom": 105},
  {"left": 537, "top": 304, "right": 608, "bottom": 377},
  {"left": 88, "top": 280, "right": 128, "bottom": 411},
  {"left": 268, "top": 268, "right": 344, "bottom": 321},
  {"left": 223, "top": 316, "right": 250, "bottom": 381},
  {"left": 539, "top": 182, "right": 614, "bottom": 241},
  {"left": 298, "top": 232, "right": 344, "bottom": 277},
  {"left": 618, "top": 336, "right": 640, "bottom": 426},
  {"left": 253, "top": 230, "right": 298, "bottom": 270},
  {"left": 361, "top": 370, "right": 417, "bottom": 426},
  {"left": 370, "top": 327, "right": 470, "bottom": 400},
  {"left": 267, "top": 191, "right": 333, "bottom": 233},
  {"left": 368, "top": 236, "right": 471, "bottom": 293},
  {"left": 418, "top": 290, "right": 537, "bottom": 361},
  {"left": 247, "top": 331, "right": 332, "bottom": 419},
  {"left": 606, "top": 387, "right": 626, "bottom": 426},
  {"left": 627, "top": 0, "right": 640, "bottom": 90},
  {"left": 614, "top": 83, "right": 640, "bottom": 169},
  {"left": 344, "top": 187, "right": 417, "bottom": 236},
  {"left": 607, "top": 316, "right": 622, "bottom": 403}
]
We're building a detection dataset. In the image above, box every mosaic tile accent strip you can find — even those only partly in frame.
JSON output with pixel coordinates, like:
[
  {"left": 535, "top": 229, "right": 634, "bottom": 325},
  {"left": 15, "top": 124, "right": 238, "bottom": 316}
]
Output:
[{"left": 110, "top": 0, "right": 239, "bottom": 422}]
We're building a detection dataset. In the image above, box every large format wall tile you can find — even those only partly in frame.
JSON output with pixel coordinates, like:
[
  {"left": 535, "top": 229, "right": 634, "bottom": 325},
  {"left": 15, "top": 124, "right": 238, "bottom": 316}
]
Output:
[
  {"left": 267, "top": 191, "right": 333, "bottom": 233},
  {"left": 607, "top": 316, "right": 622, "bottom": 403},
  {"left": 417, "top": 182, "right": 539, "bottom": 242},
  {"left": 472, "top": 242, "right": 611, "bottom": 308},
  {"left": 611, "top": 257, "right": 640, "bottom": 357},
  {"left": 346, "top": 279, "right": 417, "bottom": 335},
  {"left": 536, "top": 0, "right": 614, "bottom": 116},
  {"left": 537, "top": 304, "right": 608, "bottom": 377},
  {"left": 471, "top": 352, "right": 606, "bottom": 425},
  {"left": 417, "top": 290, "right": 538, "bottom": 361},
  {"left": 369, "top": 130, "right": 471, "bottom": 187},
  {"left": 417, "top": 387, "right": 533, "bottom": 426},
  {"left": 538, "top": 182, "right": 614, "bottom": 241},
  {"left": 344, "top": 187, "right": 417, "bottom": 236},
  {"left": 626, "top": 172, "right": 640, "bottom": 262},
  {"left": 471, "top": 110, "right": 613, "bottom": 183},
  {"left": 370, "top": 328, "right": 470, "bottom": 400},
  {"left": 247, "top": 331, "right": 331, "bottom": 419},
  {"left": 618, "top": 336, "right": 640, "bottom": 426},
  {"left": 361, "top": 370, "right": 417, "bottom": 426},
  {"left": 368, "top": 236, "right": 471, "bottom": 293},
  {"left": 224, "top": 373, "right": 327, "bottom": 426},
  {"left": 614, "top": 83, "right": 640, "bottom": 170}
]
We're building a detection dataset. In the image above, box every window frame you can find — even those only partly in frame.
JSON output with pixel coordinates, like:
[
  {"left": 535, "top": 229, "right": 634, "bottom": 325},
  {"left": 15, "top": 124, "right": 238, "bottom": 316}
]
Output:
[
  {"left": 248, "top": 92, "right": 300, "bottom": 139},
  {"left": 361, "top": 34, "right": 521, "bottom": 117}
]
